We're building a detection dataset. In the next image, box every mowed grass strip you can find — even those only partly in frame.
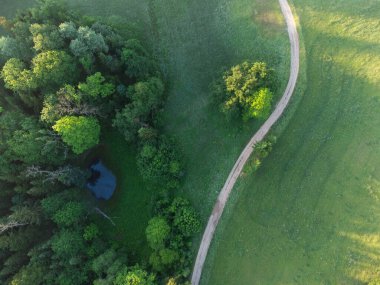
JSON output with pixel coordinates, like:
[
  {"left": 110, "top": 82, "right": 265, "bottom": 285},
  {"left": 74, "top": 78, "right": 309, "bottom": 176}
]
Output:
[{"left": 202, "top": 1, "right": 380, "bottom": 284}]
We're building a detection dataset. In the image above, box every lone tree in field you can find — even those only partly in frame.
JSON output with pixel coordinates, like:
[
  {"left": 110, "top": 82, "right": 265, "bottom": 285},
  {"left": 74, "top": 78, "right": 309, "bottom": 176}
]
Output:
[
  {"left": 214, "top": 61, "right": 274, "bottom": 121},
  {"left": 53, "top": 115, "right": 100, "bottom": 154}
]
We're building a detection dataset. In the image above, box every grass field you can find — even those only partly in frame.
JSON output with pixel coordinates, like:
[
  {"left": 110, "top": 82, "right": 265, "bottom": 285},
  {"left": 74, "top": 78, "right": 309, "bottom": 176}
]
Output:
[
  {"left": 202, "top": 1, "right": 380, "bottom": 284},
  {"left": 151, "top": 0, "right": 290, "bottom": 224},
  {"left": 87, "top": 128, "right": 155, "bottom": 262}
]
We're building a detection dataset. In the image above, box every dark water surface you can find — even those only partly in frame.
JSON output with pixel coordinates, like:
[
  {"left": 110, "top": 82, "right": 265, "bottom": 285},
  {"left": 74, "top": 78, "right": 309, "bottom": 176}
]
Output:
[{"left": 87, "top": 160, "right": 116, "bottom": 200}]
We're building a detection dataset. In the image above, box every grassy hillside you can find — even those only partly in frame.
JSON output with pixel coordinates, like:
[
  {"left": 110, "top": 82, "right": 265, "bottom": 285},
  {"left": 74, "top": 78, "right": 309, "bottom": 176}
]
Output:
[{"left": 202, "top": 1, "right": 380, "bottom": 284}]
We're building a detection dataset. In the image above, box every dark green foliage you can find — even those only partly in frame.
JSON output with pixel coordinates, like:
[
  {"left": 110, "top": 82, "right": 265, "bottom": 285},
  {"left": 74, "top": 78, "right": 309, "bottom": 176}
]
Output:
[
  {"left": 78, "top": 72, "right": 115, "bottom": 99},
  {"left": 29, "top": 0, "right": 75, "bottom": 24},
  {"left": 113, "top": 77, "right": 164, "bottom": 142},
  {"left": 0, "top": 252, "right": 27, "bottom": 279},
  {"left": 149, "top": 248, "right": 179, "bottom": 272},
  {"left": 91, "top": 248, "right": 127, "bottom": 284},
  {"left": 98, "top": 52, "right": 122, "bottom": 73},
  {"left": 32, "top": 50, "right": 78, "bottom": 89},
  {"left": 0, "top": 111, "right": 24, "bottom": 151},
  {"left": 5, "top": 116, "right": 66, "bottom": 165},
  {"left": 145, "top": 195, "right": 200, "bottom": 279},
  {"left": 169, "top": 198, "right": 200, "bottom": 237},
  {"left": 246, "top": 136, "right": 277, "bottom": 173},
  {"left": 0, "top": 36, "right": 30, "bottom": 62},
  {"left": 51, "top": 228, "right": 85, "bottom": 258},
  {"left": 0, "top": 1, "right": 198, "bottom": 285},
  {"left": 9, "top": 21, "right": 34, "bottom": 61},
  {"left": 10, "top": 262, "right": 46, "bottom": 285},
  {"left": 137, "top": 136, "right": 182, "bottom": 189},
  {"left": 83, "top": 223, "right": 99, "bottom": 241},
  {"left": 91, "top": 22, "right": 124, "bottom": 50},
  {"left": 121, "top": 39, "right": 156, "bottom": 80},
  {"left": 146, "top": 217, "right": 171, "bottom": 250},
  {"left": 52, "top": 201, "right": 85, "bottom": 226}
]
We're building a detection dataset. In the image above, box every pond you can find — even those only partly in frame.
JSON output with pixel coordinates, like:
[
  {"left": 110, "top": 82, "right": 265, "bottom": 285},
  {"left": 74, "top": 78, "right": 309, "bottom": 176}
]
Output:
[{"left": 87, "top": 160, "right": 117, "bottom": 200}]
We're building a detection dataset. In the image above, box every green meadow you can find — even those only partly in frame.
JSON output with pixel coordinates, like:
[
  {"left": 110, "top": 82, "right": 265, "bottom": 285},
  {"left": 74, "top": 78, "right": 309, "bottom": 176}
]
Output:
[
  {"left": 3, "top": 1, "right": 378, "bottom": 284},
  {"left": 1, "top": 0, "right": 290, "bottom": 262},
  {"left": 150, "top": 0, "right": 290, "bottom": 223},
  {"left": 202, "top": 1, "right": 380, "bottom": 284}
]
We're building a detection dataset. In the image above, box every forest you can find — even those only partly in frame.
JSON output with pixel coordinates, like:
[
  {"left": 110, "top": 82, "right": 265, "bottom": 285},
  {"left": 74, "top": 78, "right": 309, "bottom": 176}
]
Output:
[{"left": 0, "top": 1, "right": 200, "bottom": 284}]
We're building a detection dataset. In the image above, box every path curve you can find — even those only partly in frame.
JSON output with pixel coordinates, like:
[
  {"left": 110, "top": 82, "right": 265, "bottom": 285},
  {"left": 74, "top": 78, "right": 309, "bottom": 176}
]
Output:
[{"left": 191, "top": 0, "right": 300, "bottom": 284}]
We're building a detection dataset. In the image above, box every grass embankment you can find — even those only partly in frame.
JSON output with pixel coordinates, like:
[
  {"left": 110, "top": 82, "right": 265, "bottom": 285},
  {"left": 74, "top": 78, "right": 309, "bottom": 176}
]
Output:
[{"left": 203, "top": 1, "right": 380, "bottom": 284}]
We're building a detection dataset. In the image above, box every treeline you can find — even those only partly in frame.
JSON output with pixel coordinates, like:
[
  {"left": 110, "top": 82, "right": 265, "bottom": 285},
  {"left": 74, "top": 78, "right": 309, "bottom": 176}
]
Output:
[{"left": 0, "top": 1, "right": 198, "bottom": 284}]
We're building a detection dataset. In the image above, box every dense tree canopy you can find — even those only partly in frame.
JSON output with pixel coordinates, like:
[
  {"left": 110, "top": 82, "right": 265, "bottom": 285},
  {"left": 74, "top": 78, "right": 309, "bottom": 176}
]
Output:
[
  {"left": 0, "top": 1, "right": 198, "bottom": 284},
  {"left": 78, "top": 72, "right": 115, "bottom": 98},
  {"left": 32, "top": 50, "right": 78, "bottom": 88},
  {"left": 146, "top": 217, "right": 171, "bottom": 250}
]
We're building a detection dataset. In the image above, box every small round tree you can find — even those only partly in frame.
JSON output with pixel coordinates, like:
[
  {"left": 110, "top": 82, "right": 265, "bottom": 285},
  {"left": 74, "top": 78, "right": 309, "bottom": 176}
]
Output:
[
  {"left": 52, "top": 116, "right": 100, "bottom": 154},
  {"left": 216, "top": 61, "right": 274, "bottom": 121},
  {"left": 145, "top": 217, "right": 170, "bottom": 250}
]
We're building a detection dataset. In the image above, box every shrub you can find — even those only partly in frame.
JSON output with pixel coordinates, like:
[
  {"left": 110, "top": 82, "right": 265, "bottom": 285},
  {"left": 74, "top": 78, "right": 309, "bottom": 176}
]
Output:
[{"left": 146, "top": 217, "right": 171, "bottom": 250}]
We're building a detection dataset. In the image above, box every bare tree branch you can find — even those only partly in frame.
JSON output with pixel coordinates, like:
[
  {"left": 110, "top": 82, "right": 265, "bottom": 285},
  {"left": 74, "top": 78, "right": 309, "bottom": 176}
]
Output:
[
  {"left": 0, "top": 221, "right": 29, "bottom": 235},
  {"left": 94, "top": 207, "right": 116, "bottom": 226}
]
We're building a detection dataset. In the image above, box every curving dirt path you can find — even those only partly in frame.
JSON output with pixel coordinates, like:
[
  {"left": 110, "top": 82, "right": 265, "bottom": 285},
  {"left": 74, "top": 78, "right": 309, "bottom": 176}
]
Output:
[{"left": 191, "top": 0, "right": 300, "bottom": 284}]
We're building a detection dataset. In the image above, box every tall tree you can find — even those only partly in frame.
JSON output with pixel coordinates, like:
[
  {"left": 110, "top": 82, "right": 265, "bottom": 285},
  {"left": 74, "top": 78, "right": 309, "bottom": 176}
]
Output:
[{"left": 32, "top": 50, "right": 78, "bottom": 89}]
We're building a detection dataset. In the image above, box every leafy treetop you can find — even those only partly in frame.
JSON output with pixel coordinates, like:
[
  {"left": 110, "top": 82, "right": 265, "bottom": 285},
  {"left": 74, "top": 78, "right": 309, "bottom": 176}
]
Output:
[{"left": 52, "top": 116, "right": 100, "bottom": 154}]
